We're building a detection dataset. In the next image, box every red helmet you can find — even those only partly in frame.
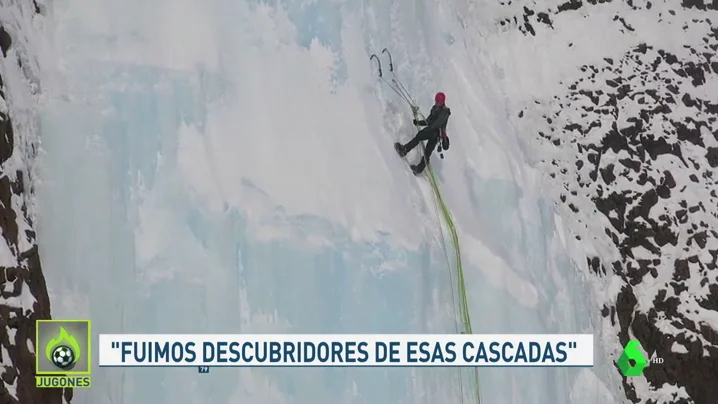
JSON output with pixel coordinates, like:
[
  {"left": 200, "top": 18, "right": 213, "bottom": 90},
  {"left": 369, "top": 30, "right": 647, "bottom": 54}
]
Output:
[{"left": 434, "top": 92, "right": 446, "bottom": 104}]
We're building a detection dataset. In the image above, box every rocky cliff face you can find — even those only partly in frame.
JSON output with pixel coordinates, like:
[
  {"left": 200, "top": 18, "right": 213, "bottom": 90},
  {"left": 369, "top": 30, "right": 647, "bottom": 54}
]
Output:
[
  {"left": 505, "top": 0, "right": 716, "bottom": 402},
  {"left": 0, "top": 3, "right": 71, "bottom": 403}
]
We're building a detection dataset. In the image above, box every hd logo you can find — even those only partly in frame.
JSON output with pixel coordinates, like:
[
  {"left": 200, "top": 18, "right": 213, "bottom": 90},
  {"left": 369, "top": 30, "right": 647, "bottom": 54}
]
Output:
[{"left": 36, "top": 320, "right": 92, "bottom": 388}]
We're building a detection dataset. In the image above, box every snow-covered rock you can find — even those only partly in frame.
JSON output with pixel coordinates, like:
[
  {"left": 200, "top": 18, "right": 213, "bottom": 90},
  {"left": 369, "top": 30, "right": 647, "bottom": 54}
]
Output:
[
  {"left": 508, "top": 0, "right": 717, "bottom": 402},
  {"left": 0, "top": 2, "right": 71, "bottom": 403}
]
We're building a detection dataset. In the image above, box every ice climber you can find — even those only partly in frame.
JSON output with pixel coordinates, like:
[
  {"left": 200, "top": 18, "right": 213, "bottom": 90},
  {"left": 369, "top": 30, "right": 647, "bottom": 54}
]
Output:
[{"left": 394, "top": 92, "right": 451, "bottom": 175}]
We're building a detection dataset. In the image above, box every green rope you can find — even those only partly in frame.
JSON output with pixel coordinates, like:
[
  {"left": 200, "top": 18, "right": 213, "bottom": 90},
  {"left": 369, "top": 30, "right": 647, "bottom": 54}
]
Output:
[
  {"left": 415, "top": 109, "right": 482, "bottom": 404},
  {"left": 380, "top": 71, "right": 482, "bottom": 404}
]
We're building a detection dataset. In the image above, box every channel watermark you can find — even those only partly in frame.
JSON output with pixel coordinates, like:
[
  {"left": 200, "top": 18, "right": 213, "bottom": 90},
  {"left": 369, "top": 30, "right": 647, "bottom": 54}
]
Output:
[{"left": 617, "top": 339, "right": 663, "bottom": 376}]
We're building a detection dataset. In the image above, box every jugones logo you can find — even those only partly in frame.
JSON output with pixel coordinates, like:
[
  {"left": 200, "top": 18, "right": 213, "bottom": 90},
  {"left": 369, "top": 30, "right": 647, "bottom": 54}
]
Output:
[
  {"left": 46, "top": 327, "right": 82, "bottom": 370},
  {"left": 36, "top": 320, "right": 92, "bottom": 388},
  {"left": 617, "top": 340, "right": 663, "bottom": 377}
]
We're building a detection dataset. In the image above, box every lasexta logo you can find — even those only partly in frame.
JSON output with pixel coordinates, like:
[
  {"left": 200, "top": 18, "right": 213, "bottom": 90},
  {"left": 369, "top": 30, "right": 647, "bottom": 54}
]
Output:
[{"left": 617, "top": 340, "right": 648, "bottom": 376}]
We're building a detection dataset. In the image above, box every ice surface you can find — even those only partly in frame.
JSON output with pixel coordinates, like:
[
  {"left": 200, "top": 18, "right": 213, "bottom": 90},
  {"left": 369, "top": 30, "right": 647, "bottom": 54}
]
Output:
[{"left": 33, "top": 0, "right": 615, "bottom": 402}]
